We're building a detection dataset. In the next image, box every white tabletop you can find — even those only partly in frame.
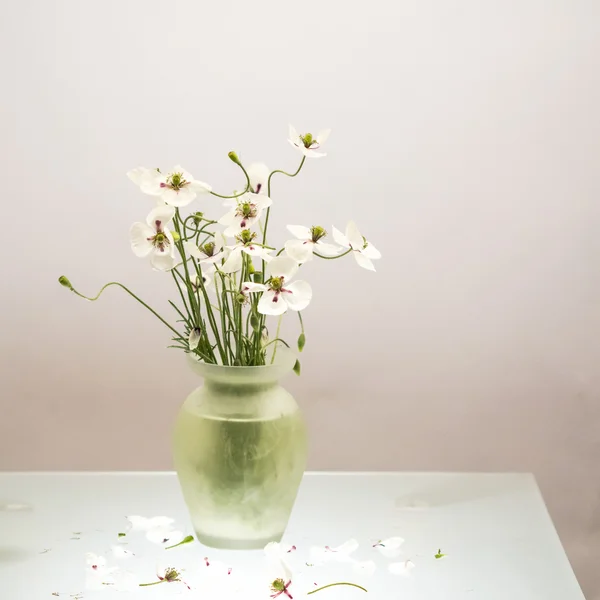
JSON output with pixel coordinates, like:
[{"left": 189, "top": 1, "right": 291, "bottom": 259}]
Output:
[{"left": 0, "top": 472, "right": 584, "bottom": 599}]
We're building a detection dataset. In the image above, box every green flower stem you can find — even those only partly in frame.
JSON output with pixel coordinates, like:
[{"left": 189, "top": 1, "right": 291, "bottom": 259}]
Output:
[
  {"left": 209, "top": 157, "right": 253, "bottom": 199},
  {"left": 307, "top": 582, "right": 368, "bottom": 595},
  {"left": 314, "top": 248, "right": 352, "bottom": 260},
  {"left": 139, "top": 580, "right": 165, "bottom": 587},
  {"left": 66, "top": 281, "right": 181, "bottom": 339},
  {"left": 270, "top": 314, "right": 284, "bottom": 364},
  {"left": 262, "top": 337, "right": 290, "bottom": 349}
]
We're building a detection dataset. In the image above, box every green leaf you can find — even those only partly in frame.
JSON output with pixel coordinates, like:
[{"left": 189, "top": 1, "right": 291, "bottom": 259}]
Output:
[
  {"left": 118, "top": 532, "right": 126, "bottom": 538},
  {"left": 434, "top": 548, "right": 446, "bottom": 559}
]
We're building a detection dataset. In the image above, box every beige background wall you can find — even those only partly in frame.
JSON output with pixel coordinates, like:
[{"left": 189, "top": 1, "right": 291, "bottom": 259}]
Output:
[{"left": 1, "top": 0, "right": 598, "bottom": 596}]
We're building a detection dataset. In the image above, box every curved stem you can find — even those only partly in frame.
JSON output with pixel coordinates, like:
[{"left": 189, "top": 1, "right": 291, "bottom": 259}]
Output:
[
  {"left": 69, "top": 282, "right": 181, "bottom": 338},
  {"left": 308, "top": 582, "right": 368, "bottom": 595},
  {"left": 209, "top": 160, "right": 252, "bottom": 199},
  {"left": 314, "top": 248, "right": 352, "bottom": 260},
  {"left": 270, "top": 315, "right": 284, "bottom": 364}
]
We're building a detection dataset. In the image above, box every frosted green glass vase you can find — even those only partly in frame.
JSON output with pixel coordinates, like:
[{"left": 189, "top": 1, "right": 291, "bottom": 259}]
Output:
[{"left": 172, "top": 350, "right": 308, "bottom": 549}]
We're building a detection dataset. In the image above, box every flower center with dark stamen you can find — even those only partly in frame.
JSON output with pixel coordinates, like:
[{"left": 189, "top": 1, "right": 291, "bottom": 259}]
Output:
[
  {"left": 271, "top": 579, "right": 286, "bottom": 592},
  {"left": 164, "top": 568, "right": 180, "bottom": 582},
  {"left": 310, "top": 225, "right": 326, "bottom": 243},
  {"left": 166, "top": 172, "right": 187, "bottom": 190},
  {"left": 236, "top": 201, "right": 257, "bottom": 219},
  {"left": 269, "top": 276, "right": 284, "bottom": 292},
  {"left": 301, "top": 133, "right": 315, "bottom": 148},
  {"left": 151, "top": 231, "right": 169, "bottom": 252},
  {"left": 237, "top": 230, "right": 257, "bottom": 245}
]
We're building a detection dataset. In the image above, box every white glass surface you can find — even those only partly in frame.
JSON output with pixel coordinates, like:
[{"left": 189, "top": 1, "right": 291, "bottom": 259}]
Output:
[{"left": 0, "top": 472, "right": 585, "bottom": 599}]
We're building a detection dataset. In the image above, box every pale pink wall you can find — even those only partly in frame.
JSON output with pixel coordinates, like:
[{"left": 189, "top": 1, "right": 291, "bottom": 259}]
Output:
[{"left": 1, "top": 0, "right": 599, "bottom": 595}]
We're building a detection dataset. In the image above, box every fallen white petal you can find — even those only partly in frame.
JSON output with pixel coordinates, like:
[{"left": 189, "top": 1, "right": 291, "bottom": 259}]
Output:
[{"left": 389, "top": 560, "right": 415, "bottom": 576}]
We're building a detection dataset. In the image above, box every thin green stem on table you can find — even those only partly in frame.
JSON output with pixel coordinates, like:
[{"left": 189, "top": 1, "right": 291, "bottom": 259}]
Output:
[
  {"left": 63, "top": 280, "right": 181, "bottom": 339},
  {"left": 308, "top": 582, "right": 368, "bottom": 595},
  {"left": 139, "top": 581, "right": 165, "bottom": 587}
]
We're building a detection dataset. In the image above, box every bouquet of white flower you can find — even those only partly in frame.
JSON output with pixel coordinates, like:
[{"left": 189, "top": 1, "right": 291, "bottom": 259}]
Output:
[{"left": 59, "top": 126, "right": 381, "bottom": 369}]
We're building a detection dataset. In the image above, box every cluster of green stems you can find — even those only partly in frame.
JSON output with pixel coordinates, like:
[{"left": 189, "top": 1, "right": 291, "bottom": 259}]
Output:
[{"left": 59, "top": 151, "right": 348, "bottom": 366}]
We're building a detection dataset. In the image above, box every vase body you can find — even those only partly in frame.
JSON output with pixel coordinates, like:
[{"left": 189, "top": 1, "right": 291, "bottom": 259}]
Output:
[{"left": 172, "top": 351, "right": 307, "bottom": 549}]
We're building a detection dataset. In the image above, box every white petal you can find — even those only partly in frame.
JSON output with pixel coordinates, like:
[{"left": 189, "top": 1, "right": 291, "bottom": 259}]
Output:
[
  {"left": 188, "top": 179, "right": 212, "bottom": 194},
  {"left": 146, "top": 205, "right": 176, "bottom": 229},
  {"left": 127, "top": 166, "right": 152, "bottom": 187},
  {"left": 220, "top": 248, "right": 243, "bottom": 273},
  {"left": 111, "top": 546, "right": 134, "bottom": 559},
  {"left": 353, "top": 251, "right": 376, "bottom": 271},
  {"left": 317, "top": 129, "right": 331, "bottom": 144},
  {"left": 314, "top": 241, "right": 342, "bottom": 257},
  {"left": 246, "top": 162, "right": 270, "bottom": 195},
  {"left": 285, "top": 239, "right": 314, "bottom": 263},
  {"left": 151, "top": 251, "right": 177, "bottom": 271},
  {"left": 242, "top": 245, "right": 272, "bottom": 259},
  {"left": 253, "top": 193, "right": 273, "bottom": 211},
  {"left": 126, "top": 516, "right": 175, "bottom": 532},
  {"left": 389, "top": 560, "right": 415, "bottom": 576},
  {"left": 218, "top": 209, "right": 237, "bottom": 226},
  {"left": 332, "top": 538, "right": 359, "bottom": 556},
  {"left": 188, "top": 328, "right": 201, "bottom": 350},
  {"left": 162, "top": 186, "right": 196, "bottom": 207},
  {"left": 288, "top": 124, "right": 300, "bottom": 144},
  {"left": 363, "top": 242, "right": 381, "bottom": 260},
  {"left": 241, "top": 282, "right": 267, "bottom": 294},
  {"left": 140, "top": 171, "right": 164, "bottom": 196},
  {"left": 184, "top": 241, "right": 204, "bottom": 260},
  {"left": 258, "top": 290, "right": 288, "bottom": 316},
  {"left": 268, "top": 255, "right": 298, "bottom": 280},
  {"left": 265, "top": 542, "right": 293, "bottom": 582},
  {"left": 282, "top": 280, "right": 312, "bottom": 311},
  {"left": 286, "top": 225, "right": 311, "bottom": 240},
  {"left": 86, "top": 553, "right": 107, "bottom": 569},
  {"left": 130, "top": 223, "right": 154, "bottom": 257},
  {"left": 375, "top": 537, "right": 404, "bottom": 557},
  {"left": 304, "top": 148, "right": 326, "bottom": 158},
  {"left": 345, "top": 221, "right": 364, "bottom": 250},
  {"left": 332, "top": 226, "right": 350, "bottom": 248},
  {"left": 353, "top": 560, "right": 377, "bottom": 576},
  {"left": 202, "top": 250, "right": 225, "bottom": 265}
]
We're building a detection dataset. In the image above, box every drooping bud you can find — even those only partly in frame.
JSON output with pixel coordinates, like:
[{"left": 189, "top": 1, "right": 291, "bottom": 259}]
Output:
[
  {"left": 193, "top": 211, "right": 204, "bottom": 226},
  {"left": 250, "top": 313, "right": 260, "bottom": 331},
  {"left": 58, "top": 275, "right": 72, "bottom": 289},
  {"left": 297, "top": 333, "right": 306, "bottom": 352},
  {"left": 171, "top": 230, "right": 181, "bottom": 242},
  {"left": 293, "top": 359, "right": 301, "bottom": 376},
  {"left": 228, "top": 151, "right": 241, "bottom": 166}
]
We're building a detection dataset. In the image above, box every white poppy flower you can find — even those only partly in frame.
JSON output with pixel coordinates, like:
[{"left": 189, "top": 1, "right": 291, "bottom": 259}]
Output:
[
  {"left": 125, "top": 515, "right": 184, "bottom": 545},
  {"left": 218, "top": 193, "right": 272, "bottom": 237},
  {"left": 242, "top": 256, "right": 312, "bottom": 316},
  {"left": 130, "top": 205, "right": 177, "bottom": 271},
  {"left": 284, "top": 225, "right": 341, "bottom": 263},
  {"left": 129, "top": 165, "right": 212, "bottom": 207},
  {"left": 265, "top": 542, "right": 294, "bottom": 599},
  {"left": 373, "top": 536, "right": 405, "bottom": 558},
  {"left": 332, "top": 221, "right": 381, "bottom": 271},
  {"left": 352, "top": 560, "right": 377, "bottom": 576},
  {"left": 288, "top": 125, "right": 331, "bottom": 158},
  {"left": 185, "top": 240, "right": 225, "bottom": 265},
  {"left": 246, "top": 162, "right": 270, "bottom": 195},
  {"left": 309, "top": 538, "right": 359, "bottom": 565},
  {"left": 220, "top": 231, "right": 273, "bottom": 274},
  {"left": 389, "top": 560, "right": 415, "bottom": 576}
]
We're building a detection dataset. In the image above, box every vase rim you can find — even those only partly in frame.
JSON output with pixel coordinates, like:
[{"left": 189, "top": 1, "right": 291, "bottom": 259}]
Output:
[{"left": 186, "top": 347, "right": 297, "bottom": 383}]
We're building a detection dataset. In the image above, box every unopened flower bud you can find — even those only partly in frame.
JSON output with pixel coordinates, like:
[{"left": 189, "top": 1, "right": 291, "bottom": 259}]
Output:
[
  {"left": 171, "top": 230, "right": 181, "bottom": 242},
  {"left": 58, "top": 275, "right": 72, "bottom": 289},
  {"left": 293, "top": 359, "right": 301, "bottom": 376},
  {"left": 253, "top": 271, "right": 263, "bottom": 284},
  {"left": 250, "top": 313, "right": 260, "bottom": 331},
  {"left": 228, "top": 151, "right": 241, "bottom": 166},
  {"left": 248, "top": 261, "right": 255, "bottom": 274},
  {"left": 193, "top": 212, "right": 204, "bottom": 226},
  {"left": 297, "top": 333, "right": 306, "bottom": 352}
]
